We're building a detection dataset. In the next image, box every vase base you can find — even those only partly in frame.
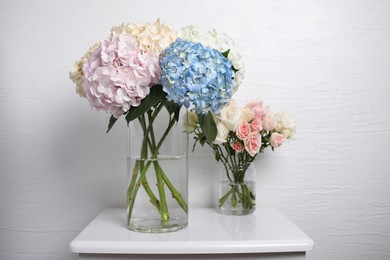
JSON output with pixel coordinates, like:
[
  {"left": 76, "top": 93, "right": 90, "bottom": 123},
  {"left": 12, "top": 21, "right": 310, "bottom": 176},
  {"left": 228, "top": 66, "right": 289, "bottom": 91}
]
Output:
[
  {"left": 218, "top": 180, "right": 256, "bottom": 216},
  {"left": 128, "top": 219, "right": 188, "bottom": 233},
  {"left": 217, "top": 206, "right": 255, "bottom": 216}
]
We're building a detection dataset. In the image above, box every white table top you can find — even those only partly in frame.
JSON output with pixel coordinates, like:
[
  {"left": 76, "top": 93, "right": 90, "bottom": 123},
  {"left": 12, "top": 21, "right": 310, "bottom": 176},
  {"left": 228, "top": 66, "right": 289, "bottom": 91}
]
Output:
[{"left": 70, "top": 208, "right": 314, "bottom": 255}]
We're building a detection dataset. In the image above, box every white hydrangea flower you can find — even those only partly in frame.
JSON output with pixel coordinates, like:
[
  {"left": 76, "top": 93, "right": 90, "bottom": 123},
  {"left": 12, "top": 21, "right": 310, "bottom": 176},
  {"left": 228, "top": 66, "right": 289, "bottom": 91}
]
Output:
[
  {"left": 110, "top": 19, "right": 175, "bottom": 55},
  {"left": 177, "top": 26, "right": 245, "bottom": 92},
  {"left": 110, "top": 21, "right": 144, "bottom": 38},
  {"left": 69, "top": 42, "right": 101, "bottom": 98}
]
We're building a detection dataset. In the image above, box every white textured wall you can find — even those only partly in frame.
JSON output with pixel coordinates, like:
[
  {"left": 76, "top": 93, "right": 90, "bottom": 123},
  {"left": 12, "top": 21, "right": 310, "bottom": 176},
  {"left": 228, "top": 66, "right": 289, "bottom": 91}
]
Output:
[{"left": 1, "top": 0, "right": 390, "bottom": 259}]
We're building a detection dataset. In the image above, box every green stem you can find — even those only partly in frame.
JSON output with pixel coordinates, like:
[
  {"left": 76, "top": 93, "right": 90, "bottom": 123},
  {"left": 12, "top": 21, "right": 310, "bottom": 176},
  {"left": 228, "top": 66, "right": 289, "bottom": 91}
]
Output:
[
  {"left": 147, "top": 110, "right": 157, "bottom": 149},
  {"left": 224, "top": 144, "right": 238, "bottom": 183},
  {"left": 127, "top": 117, "right": 150, "bottom": 225},
  {"left": 218, "top": 187, "right": 234, "bottom": 207},
  {"left": 128, "top": 104, "right": 189, "bottom": 226},
  {"left": 240, "top": 184, "right": 248, "bottom": 208},
  {"left": 153, "top": 115, "right": 188, "bottom": 214},
  {"left": 136, "top": 116, "right": 160, "bottom": 210},
  {"left": 153, "top": 161, "right": 169, "bottom": 221},
  {"left": 210, "top": 142, "right": 233, "bottom": 182},
  {"left": 142, "top": 180, "right": 160, "bottom": 210},
  {"left": 127, "top": 160, "right": 140, "bottom": 206},
  {"left": 127, "top": 160, "right": 153, "bottom": 225},
  {"left": 128, "top": 103, "right": 165, "bottom": 225},
  {"left": 159, "top": 163, "right": 188, "bottom": 213},
  {"left": 231, "top": 187, "right": 238, "bottom": 207},
  {"left": 156, "top": 116, "right": 176, "bottom": 151},
  {"left": 241, "top": 184, "right": 254, "bottom": 209},
  {"left": 217, "top": 155, "right": 256, "bottom": 210}
]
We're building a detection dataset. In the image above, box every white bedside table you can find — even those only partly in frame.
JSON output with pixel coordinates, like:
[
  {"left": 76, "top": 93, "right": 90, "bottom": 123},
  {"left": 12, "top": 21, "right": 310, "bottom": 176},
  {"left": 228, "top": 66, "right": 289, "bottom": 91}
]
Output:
[{"left": 70, "top": 208, "right": 314, "bottom": 260}]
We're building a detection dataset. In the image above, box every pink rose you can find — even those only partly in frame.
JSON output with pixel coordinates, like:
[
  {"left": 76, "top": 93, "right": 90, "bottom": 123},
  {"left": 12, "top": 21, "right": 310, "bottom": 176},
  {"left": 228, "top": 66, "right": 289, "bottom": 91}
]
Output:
[
  {"left": 244, "top": 132, "right": 261, "bottom": 157},
  {"left": 262, "top": 115, "right": 276, "bottom": 131},
  {"left": 270, "top": 133, "right": 286, "bottom": 148},
  {"left": 250, "top": 119, "right": 263, "bottom": 132},
  {"left": 246, "top": 99, "right": 266, "bottom": 120},
  {"left": 231, "top": 141, "right": 244, "bottom": 152},
  {"left": 236, "top": 120, "right": 251, "bottom": 140}
]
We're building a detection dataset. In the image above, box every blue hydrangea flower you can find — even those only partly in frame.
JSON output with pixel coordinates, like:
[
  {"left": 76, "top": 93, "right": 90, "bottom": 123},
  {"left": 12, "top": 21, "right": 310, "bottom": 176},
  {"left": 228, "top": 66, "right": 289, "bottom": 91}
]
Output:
[{"left": 160, "top": 39, "right": 234, "bottom": 114}]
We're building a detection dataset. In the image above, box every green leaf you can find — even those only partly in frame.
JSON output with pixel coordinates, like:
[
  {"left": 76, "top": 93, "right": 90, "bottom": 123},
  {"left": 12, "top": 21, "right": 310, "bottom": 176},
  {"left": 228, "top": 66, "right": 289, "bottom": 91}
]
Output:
[
  {"left": 198, "top": 112, "right": 217, "bottom": 143},
  {"left": 199, "top": 135, "right": 207, "bottom": 146},
  {"left": 163, "top": 100, "right": 182, "bottom": 122},
  {"left": 221, "top": 49, "right": 230, "bottom": 58},
  {"left": 125, "top": 85, "right": 166, "bottom": 124},
  {"left": 214, "top": 150, "right": 221, "bottom": 162},
  {"left": 106, "top": 115, "right": 118, "bottom": 133}
]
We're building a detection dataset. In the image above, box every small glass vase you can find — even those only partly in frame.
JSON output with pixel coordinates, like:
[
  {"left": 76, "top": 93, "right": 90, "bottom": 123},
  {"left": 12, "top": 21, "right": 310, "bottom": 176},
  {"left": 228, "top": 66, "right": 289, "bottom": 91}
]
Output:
[
  {"left": 127, "top": 107, "right": 188, "bottom": 233},
  {"left": 217, "top": 164, "right": 256, "bottom": 215}
]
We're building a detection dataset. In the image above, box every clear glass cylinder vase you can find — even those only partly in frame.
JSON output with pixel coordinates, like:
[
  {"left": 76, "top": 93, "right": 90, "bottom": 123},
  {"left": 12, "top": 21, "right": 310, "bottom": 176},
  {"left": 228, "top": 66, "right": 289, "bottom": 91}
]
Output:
[
  {"left": 217, "top": 164, "right": 256, "bottom": 215},
  {"left": 127, "top": 107, "right": 188, "bottom": 232}
]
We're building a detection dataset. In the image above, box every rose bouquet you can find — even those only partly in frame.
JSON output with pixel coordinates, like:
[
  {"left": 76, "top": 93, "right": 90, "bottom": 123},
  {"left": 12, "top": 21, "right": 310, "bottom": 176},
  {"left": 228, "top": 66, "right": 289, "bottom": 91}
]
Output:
[
  {"left": 185, "top": 99, "right": 296, "bottom": 214},
  {"left": 69, "top": 19, "right": 243, "bottom": 231}
]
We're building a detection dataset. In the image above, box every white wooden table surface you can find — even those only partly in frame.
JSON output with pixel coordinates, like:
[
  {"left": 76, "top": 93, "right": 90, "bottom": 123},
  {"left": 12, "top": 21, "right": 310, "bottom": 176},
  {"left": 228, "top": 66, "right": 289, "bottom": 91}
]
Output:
[{"left": 70, "top": 207, "right": 314, "bottom": 260}]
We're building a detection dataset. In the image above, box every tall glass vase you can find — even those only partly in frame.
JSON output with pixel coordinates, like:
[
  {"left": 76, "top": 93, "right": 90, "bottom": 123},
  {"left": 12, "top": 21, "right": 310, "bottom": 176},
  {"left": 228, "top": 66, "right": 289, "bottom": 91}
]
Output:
[
  {"left": 218, "top": 163, "right": 256, "bottom": 215},
  {"left": 127, "top": 107, "right": 188, "bottom": 233}
]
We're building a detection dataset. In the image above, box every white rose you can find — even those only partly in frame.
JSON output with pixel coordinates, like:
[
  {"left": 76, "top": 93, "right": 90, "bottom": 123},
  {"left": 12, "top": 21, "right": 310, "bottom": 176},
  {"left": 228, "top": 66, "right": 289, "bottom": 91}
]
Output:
[
  {"left": 262, "top": 114, "right": 276, "bottom": 131},
  {"left": 273, "top": 111, "right": 296, "bottom": 139},
  {"left": 241, "top": 107, "right": 255, "bottom": 123},
  {"left": 182, "top": 112, "right": 198, "bottom": 133},
  {"left": 217, "top": 100, "right": 242, "bottom": 131},
  {"left": 213, "top": 121, "right": 230, "bottom": 144}
]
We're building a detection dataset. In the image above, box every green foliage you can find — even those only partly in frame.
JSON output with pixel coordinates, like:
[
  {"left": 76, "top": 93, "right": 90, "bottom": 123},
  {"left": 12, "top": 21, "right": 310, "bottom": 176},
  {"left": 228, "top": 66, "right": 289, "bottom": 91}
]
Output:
[
  {"left": 221, "top": 49, "right": 230, "bottom": 58},
  {"left": 192, "top": 134, "right": 207, "bottom": 152},
  {"left": 106, "top": 85, "right": 184, "bottom": 133},
  {"left": 198, "top": 112, "right": 217, "bottom": 143},
  {"left": 221, "top": 49, "right": 239, "bottom": 74},
  {"left": 106, "top": 85, "right": 167, "bottom": 133},
  {"left": 163, "top": 100, "right": 181, "bottom": 122},
  {"left": 106, "top": 115, "right": 118, "bottom": 133},
  {"left": 125, "top": 85, "right": 167, "bottom": 124}
]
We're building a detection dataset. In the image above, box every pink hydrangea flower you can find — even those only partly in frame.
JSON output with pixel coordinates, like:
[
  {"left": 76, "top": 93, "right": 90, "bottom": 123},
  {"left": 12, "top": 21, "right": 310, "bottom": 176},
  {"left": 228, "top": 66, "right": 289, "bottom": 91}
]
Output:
[
  {"left": 82, "top": 34, "right": 161, "bottom": 118},
  {"left": 231, "top": 141, "right": 244, "bottom": 152},
  {"left": 244, "top": 132, "right": 261, "bottom": 157},
  {"left": 270, "top": 132, "right": 286, "bottom": 148}
]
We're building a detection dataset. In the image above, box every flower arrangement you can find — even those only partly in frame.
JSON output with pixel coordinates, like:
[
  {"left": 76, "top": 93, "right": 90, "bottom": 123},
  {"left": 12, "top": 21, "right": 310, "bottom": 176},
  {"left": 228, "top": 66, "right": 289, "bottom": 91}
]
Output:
[
  {"left": 69, "top": 19, "right": 244, "bottom": 230},
  {"left": 185, "top": 99, "right": 296, "bottom": 213}
]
